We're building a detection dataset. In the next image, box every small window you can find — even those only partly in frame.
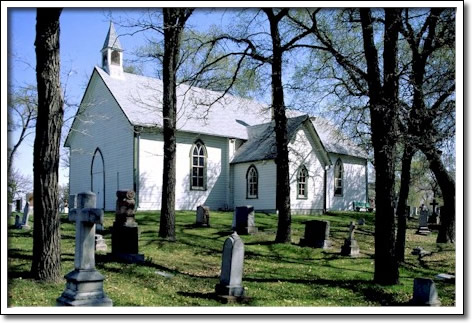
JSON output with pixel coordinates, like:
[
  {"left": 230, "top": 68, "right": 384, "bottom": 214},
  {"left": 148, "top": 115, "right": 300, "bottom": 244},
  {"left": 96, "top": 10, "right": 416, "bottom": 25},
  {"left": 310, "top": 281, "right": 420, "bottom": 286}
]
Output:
[
  {"left": 190, "top": 141, "right": 207, "bottom": 190},
  {"left": 334, "top": 158, "right": 343, "bottom": 196},
  {"left": 246, "top": 165, "right": 258, "bottom": 199},
  {"left": 297, "top": 165, "right": 308, "bottom": 199},
  {"left": 111, "top": 50, "right": 120, "bottom": 65}
]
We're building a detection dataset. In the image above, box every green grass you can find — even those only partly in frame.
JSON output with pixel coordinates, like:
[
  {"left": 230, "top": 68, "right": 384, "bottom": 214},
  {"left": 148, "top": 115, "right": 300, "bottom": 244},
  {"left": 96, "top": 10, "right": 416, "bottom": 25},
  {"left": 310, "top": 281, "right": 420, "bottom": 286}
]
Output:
[{"left": 7, "top": 210, "right": 455, "bottom": 307}]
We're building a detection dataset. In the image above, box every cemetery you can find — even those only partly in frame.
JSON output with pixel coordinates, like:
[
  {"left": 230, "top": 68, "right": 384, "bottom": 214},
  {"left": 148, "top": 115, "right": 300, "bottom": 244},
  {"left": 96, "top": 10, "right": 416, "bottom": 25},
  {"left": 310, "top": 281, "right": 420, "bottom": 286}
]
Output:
[{"left": 7, "top": 204, "right": 455, "bottom": 307}]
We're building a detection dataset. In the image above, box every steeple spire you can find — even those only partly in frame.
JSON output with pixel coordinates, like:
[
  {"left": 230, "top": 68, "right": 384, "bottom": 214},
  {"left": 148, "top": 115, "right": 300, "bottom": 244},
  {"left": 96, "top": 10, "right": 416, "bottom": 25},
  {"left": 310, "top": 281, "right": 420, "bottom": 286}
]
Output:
[
  {"left": 100, "top": 21, "right": 124, "bottom": 79},
  {"left": 102, "top": 21, "right": 122, "bottom": 51}
]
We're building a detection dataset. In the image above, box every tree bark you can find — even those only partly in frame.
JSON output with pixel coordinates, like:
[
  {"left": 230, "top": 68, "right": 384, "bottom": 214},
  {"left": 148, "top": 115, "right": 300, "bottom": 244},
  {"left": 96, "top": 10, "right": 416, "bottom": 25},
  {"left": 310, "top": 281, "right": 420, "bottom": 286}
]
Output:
[
  {"left": 264, "top": 10, "right": 292, "bottom": 243},
  {"left": 395, "top": 144, "right": 415, "bottom": 263},
  {"left": 159, "top": 8, "right": 193, "bottom": 241},
  {"left": 360, "top": 8, "right": 401, "bottom": 285},
  {"left": 31, "top": 8, "right": 63, "bottom": 282}
]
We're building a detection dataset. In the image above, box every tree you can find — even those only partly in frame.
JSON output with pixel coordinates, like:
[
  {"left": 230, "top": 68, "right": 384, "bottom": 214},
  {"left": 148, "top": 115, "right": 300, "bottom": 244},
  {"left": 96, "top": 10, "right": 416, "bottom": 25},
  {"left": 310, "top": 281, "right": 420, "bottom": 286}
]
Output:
[
  {"left": 159, "top": 8, "right": 194, "bottom": 241},
  {"left": 30, "top": 8, "right": 64, "bottom": 282}
]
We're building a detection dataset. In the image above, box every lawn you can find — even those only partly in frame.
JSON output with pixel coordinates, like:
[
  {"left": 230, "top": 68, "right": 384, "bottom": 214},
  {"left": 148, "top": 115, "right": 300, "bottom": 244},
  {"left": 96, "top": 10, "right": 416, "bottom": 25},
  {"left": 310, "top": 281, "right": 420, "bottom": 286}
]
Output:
[{"left": 7, "top": 210, "right": 455, "bottom": 307}]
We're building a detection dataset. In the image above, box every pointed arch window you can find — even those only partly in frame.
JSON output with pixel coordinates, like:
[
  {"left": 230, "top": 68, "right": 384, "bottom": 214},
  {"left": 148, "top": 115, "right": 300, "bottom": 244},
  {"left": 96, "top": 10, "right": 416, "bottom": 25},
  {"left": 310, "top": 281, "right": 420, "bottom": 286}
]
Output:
[
  {"left": 297, "top": 165, "right": 309, "bottom": 199},
  {"left": 190, "top": 140, "right": 207, "bottom": 190},
  {"left": 334, "top": 158, "right": 343, "bottom": 196},
  {"left": 246, "top": 165, "right": 258, "bottom": 199}
]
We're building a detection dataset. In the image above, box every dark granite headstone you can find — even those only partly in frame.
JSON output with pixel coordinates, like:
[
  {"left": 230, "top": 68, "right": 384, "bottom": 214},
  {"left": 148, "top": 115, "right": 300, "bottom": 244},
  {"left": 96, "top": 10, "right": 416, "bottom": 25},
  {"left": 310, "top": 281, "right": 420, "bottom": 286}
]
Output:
[
  {"left": 232, "top": 206, "right": 258, "bottom": 235},
  {"left": 111, "top": 190, "right": 143, "bottom": 262},
  {"left": 412, "top": 278, "right": 441, "bottom": 306},
  {"left": 300, "top": 220, "right": 331, "bottom": 249},
  {"left": 195, "top": 205, "right": 210, "bottom": 227}
]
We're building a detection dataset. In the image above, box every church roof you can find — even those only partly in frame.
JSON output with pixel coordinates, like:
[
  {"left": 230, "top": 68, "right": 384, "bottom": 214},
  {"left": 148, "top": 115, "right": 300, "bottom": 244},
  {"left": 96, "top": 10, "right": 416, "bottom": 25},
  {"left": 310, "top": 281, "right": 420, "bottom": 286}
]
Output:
[
  {"left": 102, "top": 22, "right": 122, "bottom": 51},
  {"left": 230, "top": 115, "right": 313, "bottom": 164},
  {"left": 311, "top": 117, "right": 368, "bottom": 159},
  {"left": 92, "top": 66, "right": 367, "bottom": 159}
]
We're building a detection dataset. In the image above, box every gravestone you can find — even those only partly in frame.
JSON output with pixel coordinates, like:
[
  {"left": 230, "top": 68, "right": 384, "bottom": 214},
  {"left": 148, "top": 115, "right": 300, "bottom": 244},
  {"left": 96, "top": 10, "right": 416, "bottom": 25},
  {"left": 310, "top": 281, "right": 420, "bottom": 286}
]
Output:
[
  {"left": 341, "top": 221, "right": 360, "bottom": 257},
  {"left": 435, "top": 273, "right": 455, "bottom": 284},
  {"left": 411, "top": 246, "right": 431, "bottom": 257},
  {"left": 111, "top": 190, "right": 144, "bottom": 263},
  {"left": 299, "top": 220, "right": 331, "bottom": 249},
  {"left": 411, "top": 278, "right": 441, "bottom": 306},
  {"left": 18, "top": 201, "right": 33, "bottom": 229},
  {"left": 410, "top": 206, "right": 417, "bottom": 219},
  {"left": 195, "top": 205, "right": 210, "bottom": 227},
  {"left": 14, "top": 215, "right": 21, "bottom": 227},
  {"left": 357, "top": 218, "right": 365, "bottom": 226},
  {"left": 428, "top": 199, "right": 440, "bottom": 224},
  {"left": 57, "top": 191, "right": 112, "bottom": 306},
  {"left": 215, "top": 232, "right": 247, "bottom": 301},
  {"left": 232, "top": 206, "right": 258, "bottom": 235},
  {"left": 95, "top": 234, "right": 108, "bottom": 252},
  {"left": 416, "top": 208, "right": 431, "bottom": 235}
]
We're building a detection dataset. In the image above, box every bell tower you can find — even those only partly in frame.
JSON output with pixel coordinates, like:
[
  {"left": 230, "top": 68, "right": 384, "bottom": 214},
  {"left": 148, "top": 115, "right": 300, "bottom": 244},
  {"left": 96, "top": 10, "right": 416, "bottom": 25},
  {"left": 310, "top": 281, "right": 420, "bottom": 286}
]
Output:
[{"left": 101, "top": 22, "right": 124, "bottom": 79}]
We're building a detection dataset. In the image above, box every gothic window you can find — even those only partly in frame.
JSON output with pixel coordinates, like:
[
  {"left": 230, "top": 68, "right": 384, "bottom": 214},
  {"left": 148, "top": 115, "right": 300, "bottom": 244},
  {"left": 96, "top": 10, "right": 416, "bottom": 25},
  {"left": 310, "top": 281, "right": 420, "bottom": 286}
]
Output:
[
  {"left": 190, "top": 140, "right": 207, "bottom": 190},
  {"left": 111, "top": 50, "right": 120, "bottom": 65},
  {"left": 246, "top": 165, "right": 258, "bottom": 199},
  {"left": 334, "top": 158, "right": 343, "bottom": 196},
  {"left": 297, "top": 165, "right": 308, "bottom": 199}
]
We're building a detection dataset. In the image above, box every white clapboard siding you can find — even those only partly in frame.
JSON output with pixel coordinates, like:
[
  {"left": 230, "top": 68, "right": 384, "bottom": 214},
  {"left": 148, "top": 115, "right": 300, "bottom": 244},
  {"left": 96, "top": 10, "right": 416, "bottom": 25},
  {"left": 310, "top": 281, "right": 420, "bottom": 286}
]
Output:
[
  {"left": 326, "top": 153, "right": 367, "bottom": 210},
  {"left": 138, "top": 132, "right": 229, "bottom": 211},
  {"left": 68, "top": 73, "right": 134, "bottom": 211},
  {"left": 288, "top": 126, "right": 325, "bottom": 213},
  {"left": 232, "top": 160, "right": 277, "bottom": 211}
]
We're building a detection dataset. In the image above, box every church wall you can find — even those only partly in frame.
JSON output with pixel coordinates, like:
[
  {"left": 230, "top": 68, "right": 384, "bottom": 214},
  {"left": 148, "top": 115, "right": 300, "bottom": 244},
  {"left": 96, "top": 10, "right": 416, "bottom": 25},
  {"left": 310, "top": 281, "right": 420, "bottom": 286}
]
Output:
[
  {"left": 326, "top": 153, "right": 367, "bottom": 211},
  {"left": 138, "top": 131, "right": 229, "bottom": 211},
  {"left": 232, "top": 160, "right": 277, "bottom": 211},
  {"left": 288, "top": 126, "right": 325, "bottom": 214},
  {"left": 68, "top": 74, "right": 135, "bottom": 211}
]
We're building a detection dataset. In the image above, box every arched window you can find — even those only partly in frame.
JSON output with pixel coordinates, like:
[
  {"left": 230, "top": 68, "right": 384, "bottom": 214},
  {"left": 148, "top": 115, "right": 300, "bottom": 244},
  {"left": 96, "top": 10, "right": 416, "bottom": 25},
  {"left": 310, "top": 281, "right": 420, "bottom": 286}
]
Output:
[
  {"left": 111, "top": 50, "right": 120, "bottom": 65},
  {"left": 297, "top": 165, "right": 308, "bottom": 199},
  {"left": 334, "top": 158, "right": 343, "bottom": 196},
  {"left": 246, "top": 165, "right": 258, "bottom": 199},
  {"left": 190, "top": 140, "right": 207, "bottom": 190}
]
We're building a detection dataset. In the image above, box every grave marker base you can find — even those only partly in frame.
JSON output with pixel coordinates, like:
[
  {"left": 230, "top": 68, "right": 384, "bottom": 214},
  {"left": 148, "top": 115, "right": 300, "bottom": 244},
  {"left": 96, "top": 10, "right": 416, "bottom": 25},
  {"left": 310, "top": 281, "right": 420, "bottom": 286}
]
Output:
[{"left": 57, "top": 269, "right": 112, "bottom": 306}]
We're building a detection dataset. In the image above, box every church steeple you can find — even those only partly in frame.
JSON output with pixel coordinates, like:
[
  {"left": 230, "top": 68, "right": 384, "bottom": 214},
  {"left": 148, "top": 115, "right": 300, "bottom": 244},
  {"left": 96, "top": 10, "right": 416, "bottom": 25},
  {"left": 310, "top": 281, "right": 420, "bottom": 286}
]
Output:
[{"left": 101, "top": 22, "right": 124, "bottom": 79}]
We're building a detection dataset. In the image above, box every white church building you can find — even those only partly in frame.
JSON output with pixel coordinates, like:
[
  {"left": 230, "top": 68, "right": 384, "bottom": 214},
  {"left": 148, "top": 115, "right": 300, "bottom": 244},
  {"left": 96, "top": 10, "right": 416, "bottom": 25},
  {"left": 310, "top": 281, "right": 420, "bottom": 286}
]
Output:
[{"left": 65, "top": 23, "right": 369, "bottom": 213}]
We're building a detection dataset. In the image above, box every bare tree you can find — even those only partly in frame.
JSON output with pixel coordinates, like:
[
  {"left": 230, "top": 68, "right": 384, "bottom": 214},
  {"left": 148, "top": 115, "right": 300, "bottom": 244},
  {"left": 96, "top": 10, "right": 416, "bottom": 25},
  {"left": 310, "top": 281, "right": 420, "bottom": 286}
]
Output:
[{"left": 30, "top": 8, "right": 64, "bottom": 282}]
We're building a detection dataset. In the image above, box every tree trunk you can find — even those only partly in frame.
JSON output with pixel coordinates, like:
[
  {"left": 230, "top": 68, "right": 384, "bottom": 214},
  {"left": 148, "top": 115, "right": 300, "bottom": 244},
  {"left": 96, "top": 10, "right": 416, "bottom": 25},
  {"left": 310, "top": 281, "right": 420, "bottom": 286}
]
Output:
[
  {"left": 30, "top": 8, "right": 63, "bottom": 282},
  {"left": 265, "top": 12, "right": 292, "bottom": 243},
  {"left": 159, "top": 9, "right": 192, "bottom": 241},
  {"left": 422, "top": 147, "right": 455, "bottom": 243},
  {"left": 360, "top": 8, "right": 401, "bottom": 285},
  {"left": 395, "top": 144, "right": 415, "bottom": 263}
]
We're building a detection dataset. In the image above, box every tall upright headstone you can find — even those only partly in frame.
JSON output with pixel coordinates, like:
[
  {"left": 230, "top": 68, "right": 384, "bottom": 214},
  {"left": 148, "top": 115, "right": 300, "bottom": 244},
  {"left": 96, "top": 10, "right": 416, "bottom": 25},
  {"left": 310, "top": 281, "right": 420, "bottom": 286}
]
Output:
[
  {"left": 111, "top": 190, "right": 143, "bottom": 263},
  {"left": 300, "top": 220, "right": 331, "bottom": 249},
  {"left": 341, "top": 221, "right": 360, "bottom": 256},
  {"left": 57, "top": 192, "right": 112, "bottom": 306},
  {"left": 232, "top": 206, "right": 258, "bottom": 235},
  {"left": 428, "top": 199, "right": 440, "bottom": 224},
  {"left": 412, "top": 278, "right": 441, "bottom": 306},
  {"left": 416, "top": 207, "right": 431, "bottom": 235},
  {"left": 215, "top": 232, "right": 246, "bottom": 299}
]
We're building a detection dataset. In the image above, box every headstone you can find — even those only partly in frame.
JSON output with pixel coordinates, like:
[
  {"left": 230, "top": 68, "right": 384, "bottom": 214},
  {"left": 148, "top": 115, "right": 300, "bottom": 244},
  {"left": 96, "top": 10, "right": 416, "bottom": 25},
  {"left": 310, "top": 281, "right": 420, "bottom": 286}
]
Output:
[
  {"left": 215, "top": 232, "right": 247, "bottom": 300},
  {"left": 299, "top": 220, "right": 331, "bottom": 249},
  {"left": 428, "top": 199, "right": 440, "bottom": 224},
  {"left": 411, "top": 278, "right": 441, "bottom": 306},
  {"left": 435, "top": 273, "right": 455, "bottom": 283},
  {"left": 411, "top": 246, "right": 431, "bottom": 257},
  {"left": 57, "top": 191, "right": 112, "bottom": 306},
  {"left": 357, "top": 218, "right": 365, "bottom": 225},
  {"left": 410, "top": 206, "right": 417, "bottom": 219},
  {"left": 95, "top": 234, "right": 108, "bottom": 252},
  {"left": 341, "top": 222, "right": 360, "bottom": 257},
  {"left": 15, "top": 199, "right": 22, "bottom": 212},
  {"left": 19, "top": 201, "right": 32, "bottom": 229},
  {"left": 232, "top": 206, "right": 258, "bottom": 235},
  {"left": 14, "top": 215, "right": 21, "bottom": 227},
  {"left": 111, "top": 190, "right": 144, "bottom": 263},
  {"left": 416, "top": 208, "right": 431, "bottom": 235},
  {"left": 195, "top": 205, "right": 210, "bottom": 227}
]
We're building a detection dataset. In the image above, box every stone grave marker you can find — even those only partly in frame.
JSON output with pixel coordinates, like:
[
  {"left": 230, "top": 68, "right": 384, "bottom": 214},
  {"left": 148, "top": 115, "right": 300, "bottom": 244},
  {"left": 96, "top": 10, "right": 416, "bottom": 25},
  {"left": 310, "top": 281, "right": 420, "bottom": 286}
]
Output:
[
  {"left": 215, "top": 232, "right": 248, "bottom": 302},
  {"left": 18, "top": 198, "right": 33, "bottom": 229},
  {"left": 14, "top": 214, "right": 21, "bottom": 227},
  {"left": 111, "top": 190, "right": 144, "bottom": 263},
  {"left": 232, "top": 206, "right": 258, "bottom": 235},
  {"left": 411, "top": 246, "right": 431, "bottom": 257},
  {"left": 435, "top": 273, "right": 455, "bottom": 284},
  {"left": 195, "top": 205, "right": 210, "bottom": 227},
  {"left": 357, "top": 218, "right": 365, "bottom": 226},
  {"left": 57, "top": 191, "right": 112, "bottom": 306},
  {"left": 341, "top": 221, "right": 360, "bottom": 257},
  {"left": 300, "top": 220, "right": 331, "bottom": 249},
  {"left": 95, "top": 234, "right": 108, "bottom": 252},
  {"left": 416, "top": 208, "right": 431, "bottom": 235},
  {"left": 428, "top": 199, "right": 440, "bottom": 224},
  {"left": 411, "top": 278, "right": 441, "bottom": 306}
]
